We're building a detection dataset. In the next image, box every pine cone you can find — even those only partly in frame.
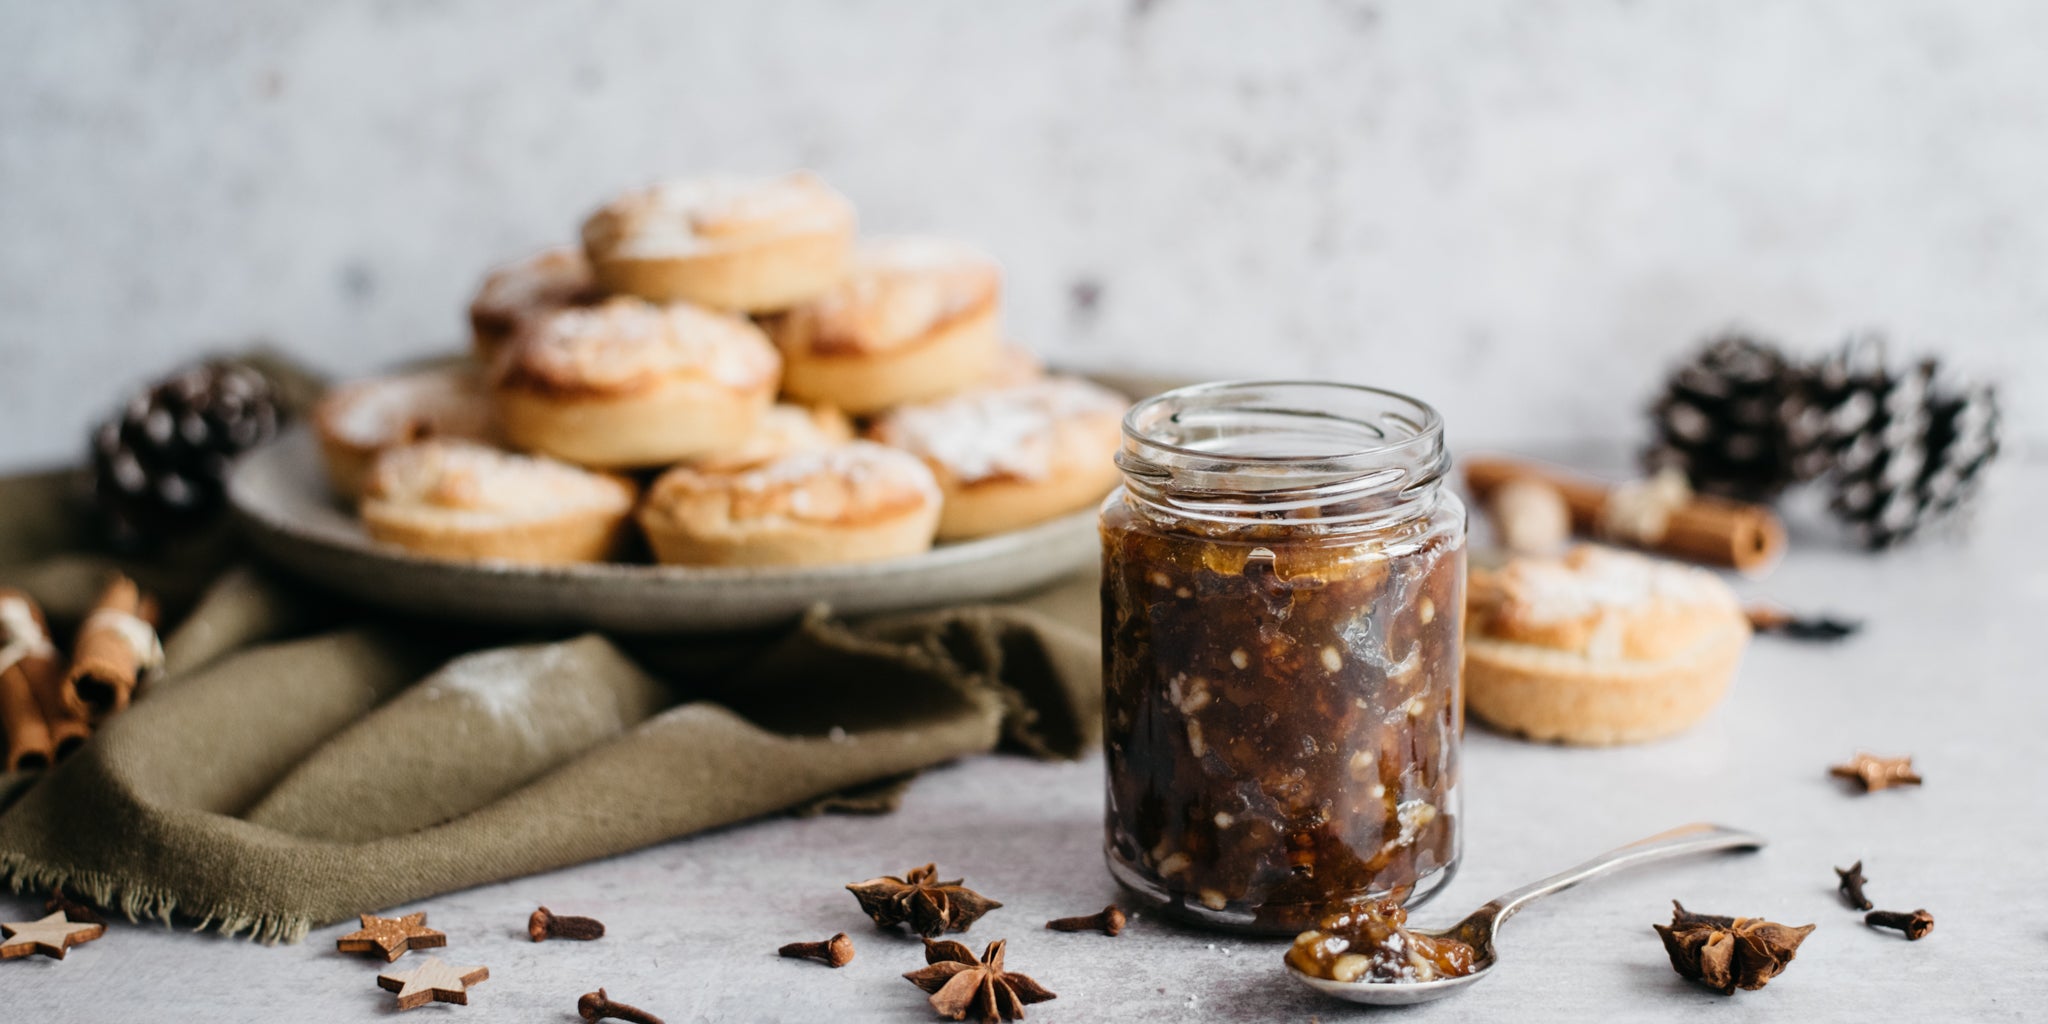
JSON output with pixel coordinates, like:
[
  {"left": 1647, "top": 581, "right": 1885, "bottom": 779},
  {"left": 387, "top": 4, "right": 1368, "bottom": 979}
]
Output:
[
  {"left": 1821, "top": 340, "right": 1999, "bottom": 549},
  {"left": 89, "top": 360, "right": 285, "bottom": 552},
  {"left": 1644, "top": 333, "right": 1805, "bottom": 500},
  {"left": 1780, "top": 335, "right": 1887, "bottom": 483},
  {"left": 1917, "top": 380, "right": 2000, "bottom": 518}
]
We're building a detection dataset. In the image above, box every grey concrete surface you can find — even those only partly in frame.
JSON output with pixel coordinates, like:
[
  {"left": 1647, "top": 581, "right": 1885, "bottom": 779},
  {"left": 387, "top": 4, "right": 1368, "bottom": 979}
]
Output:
[
  {"left": 3, "top": 464, "right": 2042, "bottom": 1021},
  {"left": 4, "top": 1, "right": 2047, "bottom": 472}
]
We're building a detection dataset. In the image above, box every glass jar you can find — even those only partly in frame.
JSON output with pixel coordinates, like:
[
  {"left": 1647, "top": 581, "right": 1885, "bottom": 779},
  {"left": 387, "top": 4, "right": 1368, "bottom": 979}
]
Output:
[{"left": 1099, "top": 380, "right": 1465, "bottom": 935}]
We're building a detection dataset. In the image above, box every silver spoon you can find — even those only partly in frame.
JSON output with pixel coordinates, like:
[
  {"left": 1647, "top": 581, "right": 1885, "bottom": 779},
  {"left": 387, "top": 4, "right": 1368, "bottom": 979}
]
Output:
[{"left": 1287, "top": 822, "right": 1765, "bottom": 1007}]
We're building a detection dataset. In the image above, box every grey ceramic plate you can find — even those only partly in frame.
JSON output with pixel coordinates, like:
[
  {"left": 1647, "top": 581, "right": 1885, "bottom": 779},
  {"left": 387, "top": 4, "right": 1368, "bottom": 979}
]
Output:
[{"left": 227, "top": 427, "right": 1104, "bottom": 633}]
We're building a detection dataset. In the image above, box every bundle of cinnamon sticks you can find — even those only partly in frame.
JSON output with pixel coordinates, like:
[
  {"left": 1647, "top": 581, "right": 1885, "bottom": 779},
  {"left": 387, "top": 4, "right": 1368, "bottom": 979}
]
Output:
[
  {"left": 0, "top": 575, "right": 162, "bottom": 773},
  {"left": 1464, "top": 456, "right": 1786, "bottom": 574}
]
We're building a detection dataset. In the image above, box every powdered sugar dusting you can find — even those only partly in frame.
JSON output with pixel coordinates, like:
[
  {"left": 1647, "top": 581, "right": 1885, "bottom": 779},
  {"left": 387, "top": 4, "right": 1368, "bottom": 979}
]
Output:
[
  {"left": 367, "top": 439, "right": 633, "bottom": 521},
  {"left": 470, "top": 246, "right": 593, "bottom": 318},
  {"left": 421, "top": 644, "right": 572, "bottom": 743},
  {"left": 693, "top": 403, "right": 850, "bottom": 472},
  {"left": 871, "top": 377, "right": 1127, "bottom": 482},
  {"left": 651, "top": 440, "right": 939, "bottom": 525},
  {"left": 795, "top": 236, "right": 999, "bottom": 353},
  {"left": 731, "top": 441, "right": 935, "bottom": 495},
  {"left": 729, "top": 442, "right": 940, "bottom": 521},
  {"left": 322, "top": 366, "right": 494, "bottom": 448},
  {"left": 517, "top": 297, "right": 779, "bottom": 391},
  {"left": 1503, "top": 545, "right": 1737, "bottom": 624},
  {"left": 595, "top": 173, "right": 852, "bottom": 258}
]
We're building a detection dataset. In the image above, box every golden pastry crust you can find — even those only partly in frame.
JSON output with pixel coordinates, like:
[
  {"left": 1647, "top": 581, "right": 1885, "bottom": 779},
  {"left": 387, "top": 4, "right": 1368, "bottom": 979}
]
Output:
[
  {"left": 866, "top": 376, "right": 1127, "bottom": 540},
  {"left": 637, "top": 440, "right": 941, "bottom": 567},
  {"left": 690, "top": 402, "right": 852, "bottom": 473},
  {"left": 493, "top": 296, "right": 781, "bottom": 468},
  {"left": 314, "top": 365, "right": 496, "bottom": 499},
  {"left": 468, "top": 246, "right": 603, "bottom": 365},
  {"left": 581, "top": 172, "right": 855, "bottom": 312},
  {"left": 360, "top": 440, "right": 637, "bottom": 565},
  {"left": 1464, "top": 545, "right": 1752, "bottom": 746},
  {"left": 768, "top": 237, "right": 1002, "bottom": 413},
  {"left": 979, "top": 342, "right": 1045, "bottom": 390}
]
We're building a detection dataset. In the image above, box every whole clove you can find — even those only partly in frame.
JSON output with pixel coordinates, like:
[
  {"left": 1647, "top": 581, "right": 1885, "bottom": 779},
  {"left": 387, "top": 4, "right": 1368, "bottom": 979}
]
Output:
[
  {"left": 1745, "top": 605, "right": 1862, "bottom": 641},
  {"left": 1045, "top": 905, "right": 1126, "bottom": 936},
  {"left": 778, "top": 933, "right": 855, "bottom": 967},
  {"left": 578, "top": 988, "right": 664, "bottom": 1024},
  {"left": 1834, "top": 861, "right": 1872, "bottom": 911},
  {"left": 1865, "top": 908, "right": 1934, "bottom": 940},
  {"left": 529, "top": 906, "right": 605, "bottom": 942}
]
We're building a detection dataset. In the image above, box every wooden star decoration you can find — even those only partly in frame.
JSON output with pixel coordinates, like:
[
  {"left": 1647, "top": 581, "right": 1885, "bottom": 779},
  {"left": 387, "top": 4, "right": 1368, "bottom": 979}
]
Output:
[
  {"left": 337, "top": 911, "right": 447, "bottom": 961},
  {"left": 377, "top": 956, "right": 490, "bottom": 1010},
  {"left": 1830, "top": 751, "right": 1923, "bottom": 792},
  {"left": 2, "top": 911, "right": 106, "bottom": 960}
]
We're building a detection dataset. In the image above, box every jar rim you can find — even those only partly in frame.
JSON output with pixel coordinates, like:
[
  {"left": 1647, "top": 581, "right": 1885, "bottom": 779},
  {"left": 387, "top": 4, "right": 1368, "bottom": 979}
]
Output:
[{"left": 1121, "top": 379, "right": 1445, "bottom": 465}]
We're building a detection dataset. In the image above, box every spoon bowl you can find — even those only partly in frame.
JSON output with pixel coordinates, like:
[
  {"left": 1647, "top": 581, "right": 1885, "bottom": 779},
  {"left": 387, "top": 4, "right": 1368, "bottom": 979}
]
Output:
[
  {"left": 1286, "top": 823, "right": 1765, "bottom": 1006},
  {"left": 1288, "top": 961, "right": 1494, "bottom": 1007}
]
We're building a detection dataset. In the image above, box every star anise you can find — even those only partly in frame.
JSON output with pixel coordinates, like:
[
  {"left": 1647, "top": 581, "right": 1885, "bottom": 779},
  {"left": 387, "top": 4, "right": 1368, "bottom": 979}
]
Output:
[
  {"left": 1653, "top": 901, "right": 1815, "bottom": 995},
  {"left": 847, "top": 864, "right": 1002, "bottom": 937},
  {"left": 904, "top": 938, "right": 1056, "bottom": 1022}
]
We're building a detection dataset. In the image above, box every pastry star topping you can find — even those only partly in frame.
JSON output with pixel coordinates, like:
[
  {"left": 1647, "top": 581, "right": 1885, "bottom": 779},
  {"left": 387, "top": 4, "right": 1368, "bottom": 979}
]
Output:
[
  {"left": 1829, "top": 752, "right": 1923, "bottom": 792},
  {"left": 904, "top": 938, "right": 1056, "bottom": 1022},
  {"left": 847, "top": 863, "right": 1003, "bottom": 938},
  {"left": 337, "top": 911, "right": 448, "bottom": 961},
  {"left": 377, "top": 956, "right": 490, "bottom": 1010},
  {"left": 1, "top": 911, "right": 106, "bottom": 960}
]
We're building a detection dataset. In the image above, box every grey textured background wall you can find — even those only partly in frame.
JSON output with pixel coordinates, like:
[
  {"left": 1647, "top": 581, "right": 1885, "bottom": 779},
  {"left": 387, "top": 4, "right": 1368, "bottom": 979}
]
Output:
[{"left": 2, "top": 0, "right": 2042, "bottom": 470}]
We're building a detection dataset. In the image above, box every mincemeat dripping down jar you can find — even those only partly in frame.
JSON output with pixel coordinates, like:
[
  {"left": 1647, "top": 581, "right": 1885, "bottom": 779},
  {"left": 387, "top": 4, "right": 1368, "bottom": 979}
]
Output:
[{"left": 1098, "top": 381, "right": 1465, "bottom": 934}]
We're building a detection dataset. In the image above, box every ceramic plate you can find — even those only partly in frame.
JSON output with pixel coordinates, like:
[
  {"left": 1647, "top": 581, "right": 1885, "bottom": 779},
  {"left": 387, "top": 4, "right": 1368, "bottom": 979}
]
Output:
[{"left": 228, "top": 427, "right": 1105, "bottom": 633}]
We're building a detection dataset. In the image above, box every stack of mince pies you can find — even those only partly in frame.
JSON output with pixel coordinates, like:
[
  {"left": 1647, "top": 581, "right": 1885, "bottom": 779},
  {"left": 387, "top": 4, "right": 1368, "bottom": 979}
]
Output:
[{"left": 312, "top": 171, "right": 1131, "bottom": 569}]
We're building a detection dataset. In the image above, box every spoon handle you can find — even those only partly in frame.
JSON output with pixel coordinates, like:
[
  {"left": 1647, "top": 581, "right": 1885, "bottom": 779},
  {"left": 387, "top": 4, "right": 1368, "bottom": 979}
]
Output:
[{"left": 1465, "top": 823, "right": 1765, "bottom": 935}]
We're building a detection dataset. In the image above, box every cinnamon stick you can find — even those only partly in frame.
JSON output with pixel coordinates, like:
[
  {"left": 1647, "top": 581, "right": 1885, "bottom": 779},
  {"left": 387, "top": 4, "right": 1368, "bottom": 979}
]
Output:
[
  {"left": 1464, "top": 456, "right": 1786, "bottom": 574},
  {"left": 62, "top": 575, "right": 162, "bottom": 723},
  {"left": 0, "top": 590, "right": 59, "bottom": 772},
  {"left": 1, "top": 590, "right": 90, "bottom": 760}
]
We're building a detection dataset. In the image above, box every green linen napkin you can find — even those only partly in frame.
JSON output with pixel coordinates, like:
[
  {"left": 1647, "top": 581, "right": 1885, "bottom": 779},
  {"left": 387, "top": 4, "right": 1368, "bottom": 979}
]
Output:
[{"left": 0, "top": 466, "right": 1103, "bottom": 943}]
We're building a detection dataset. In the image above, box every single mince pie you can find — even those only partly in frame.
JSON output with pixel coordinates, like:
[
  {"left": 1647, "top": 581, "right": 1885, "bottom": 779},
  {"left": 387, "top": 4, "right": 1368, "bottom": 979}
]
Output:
[
  {"left": 492, "top": 296, "right": 781, "bottom": 469},
  {"left": 313, "top": 364, "right": 496, "bottom": 498},
  {"left": 637, "top": 441, "right": 941, "bottom": 567},
  {"left": 360, "top": 440, "right": 636, "bottom": 565},
  {"left": 1464, "top": 544, "right": 1750, "bottom": 745},
  {"left": 766, "top": 236, "right": 1002, "bottom": 413},
  {"left": 867, "top": 376, "right": 1128, "bottom": 540},
  {"left": 581, "top": 172, "right": 855, "bottom": 312}
]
